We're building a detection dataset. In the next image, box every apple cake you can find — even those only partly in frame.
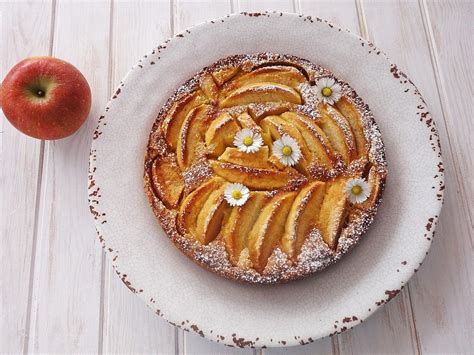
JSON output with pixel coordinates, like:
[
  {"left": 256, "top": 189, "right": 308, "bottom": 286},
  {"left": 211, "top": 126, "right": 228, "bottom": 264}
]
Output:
[{"left": 144, "top": 53, "right": 387, "bottom": 284}]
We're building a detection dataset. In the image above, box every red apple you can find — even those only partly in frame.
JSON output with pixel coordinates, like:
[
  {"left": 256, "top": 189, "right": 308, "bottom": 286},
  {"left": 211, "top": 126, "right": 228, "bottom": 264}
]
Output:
[{"left": 0, "top": 56, "right": 91, "bottom": 140}]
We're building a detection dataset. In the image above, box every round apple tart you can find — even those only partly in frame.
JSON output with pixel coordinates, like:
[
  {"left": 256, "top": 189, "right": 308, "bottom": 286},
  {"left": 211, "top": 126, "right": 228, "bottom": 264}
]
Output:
[{"left": 144, "top": 53, "right": 387, "bottom": 284}]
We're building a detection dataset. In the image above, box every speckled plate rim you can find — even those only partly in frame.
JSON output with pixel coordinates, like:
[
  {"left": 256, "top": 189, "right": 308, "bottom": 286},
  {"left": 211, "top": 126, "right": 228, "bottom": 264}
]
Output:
[{"left": 88, "top": 12, "right": 444, "bottom": 348}]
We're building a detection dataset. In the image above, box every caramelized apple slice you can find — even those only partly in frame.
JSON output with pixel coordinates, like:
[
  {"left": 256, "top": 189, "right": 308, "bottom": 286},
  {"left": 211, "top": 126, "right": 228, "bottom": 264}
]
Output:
[
  {"left": 317, "top": 103, "right": 355, "bottom": 165},
  {"left": 248, "top": 192, "right": 297, "bottom": 272},
  {"left": 177, "top": 177, "right": 225, "bottom": 235},
  {"left": 319, "top": 179, "right": 348, "bottom": 249},
  {"left": 236, "top": 111, "right": 260, "bottom": 131},
  {"left": 176, "top": 105, "right": 212, "bottom": 170},
  {"left": 335, "top": 97, "right": 368, "bottom": 159},
  {"left": 200, "top": 73, "right": 219, "bottom": 102},
  {"left": 268, "top": 154, "right": 286, "bottom": 170},
  {"left": 209, "top": 160, "right": 296, "bottom": 189},
  {"left": 248, "top": 102, "right": 292, "bottom": 121},
  {"left": 281, "top": 181, "right": 326, "bottom": 258},
  {"left": 261, "top": 115, "right": 311, "bottom": 162},
  {"left": 221, "top": 66, "right": 306, "bottom": 95},
  {"left": 195, "top": 184, "right": 230, "bottom": 244},
  {"left": 161, "top": 90, "right": 208, "bottom": 150},
  {"left": 221, "top": 191, "right": 267, "bottom": 264},
  {"left": 218, "top": 146, "right": 272, "bottom": 169},
  {"left": 261, "top": 115, "right": 311, "bottom": 174},
  {"left": 280, "top": 112, "right": 333, "bottom": 169},
  {"left": 205, "top": 112, "right": 240, "bottom": 157},
  {"left": 151, "top": 155, "right": 184, "bottom": 208},
  {"left": 211, "top": 66, "right": 240, "bottom": 86},
  {"left": 357, "top": 166, "right": 384, "bottom": 210},
  {"left": 219, "top": 82, "right": 302, "bottom": 108}
]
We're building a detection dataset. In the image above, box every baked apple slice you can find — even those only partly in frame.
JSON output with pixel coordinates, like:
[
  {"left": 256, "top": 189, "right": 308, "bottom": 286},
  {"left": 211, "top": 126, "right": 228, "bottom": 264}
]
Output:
[
  {"left": 261, "top": 115, "right": 312, "bottom": 174},
  {"left": 281, "top": 181, "right": 326, "bottom": 259},
  {"left": 261, "top": 115, "right": 311, "bottom": 161},
  {"left": 176, "top": 105, "right": 212, "bottom": 170},
  {"left": 319, "top": 178, "right": 348, "bottom": 249},
  {"left": 195, "top": 184, "right": 230, "bottom": 244},
  {"left": 248, "top": 192, "right": 297, "bottom": 272},
  {"left": 151, "top": 155, "right": 184, "bottom": 209},
  {"left": 221, "top": 66, "right": 306, "bottom": 95},
  {"left": 280, "top": 112, "right": 333, "bottom": 170},
  {"left": 235, "top": 111, "right": 260, "bottom": 131},
  {"left": 219, "top": 82, "right": 302, "bottom": 108},
  {"left": 221, "top": 191, "right": 268, "bottom": 264},
  {"left": 209, "top": 160, "right": 296, "bottom": 189},
  {"left": 161, "top": 90, "right": 208, "bottom": 150},
  {"left": 205, "top": 112, "right": 240, "bottom": 157},
  {"left": 248, "top": 102, "right": 292, "bottom": 122},
  {"left": 211, "top": 66, "right": 240, "bottom": 86},
  {"left": 356, "top": 166, "right": 384, "bottom": 210},
  {"left": 335, "top": 97, "right": 368, "bottom": 159},
  {"left": 177, "top": 177, "right": 225, "bottom": 235},
  {"left": 317, "top": 103, "right": 355, "bottom": 165},
  {"left": 200, "top": 73, "right": 219, "bottom": 102},
  {"left": 218, "top": 146, "right": 272, "bottom": 169}
]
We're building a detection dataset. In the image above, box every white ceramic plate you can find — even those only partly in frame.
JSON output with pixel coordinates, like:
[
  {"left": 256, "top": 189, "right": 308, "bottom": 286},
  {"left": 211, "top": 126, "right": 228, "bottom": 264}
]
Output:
[{"left": 88, "top": 12, "right": 444, "bottom": 348}]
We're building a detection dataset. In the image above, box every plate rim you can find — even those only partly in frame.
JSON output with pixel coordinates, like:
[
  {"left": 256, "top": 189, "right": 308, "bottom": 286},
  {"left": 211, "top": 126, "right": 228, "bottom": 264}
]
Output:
[{"left": 88, "top": 11, "right": 445, "bottom": 348}]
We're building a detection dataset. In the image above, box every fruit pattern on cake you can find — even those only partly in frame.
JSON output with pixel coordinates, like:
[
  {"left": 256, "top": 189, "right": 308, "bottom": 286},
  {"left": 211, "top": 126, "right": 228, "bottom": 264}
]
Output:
[{"left": 146, "top": 56, "right": 386, "bottom": 277}]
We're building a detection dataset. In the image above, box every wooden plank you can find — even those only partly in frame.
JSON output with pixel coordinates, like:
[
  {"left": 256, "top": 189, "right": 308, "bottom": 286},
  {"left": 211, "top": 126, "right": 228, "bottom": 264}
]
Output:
[
  {"left": 100, "top": 1, "right": 176, "bottom": 353},
  {"left": 417, "top": 0, "right": 472, "bottom": 353},
  {"left": 0, "top": 1, "right": 52, "bottom": 353},
  {"left": 235, "top": 0, "right": 294, "bottom": 12},
  {"left": 423, "top": 0, "right": 473, "bottom": 219},
  {"left": 361, "top": 0, "right": 473, "bottom": 353},
  {"left": 26, "top": 1, "right": 111, "bottom": 352},
  {"left": 299, "top": 0, "right": 360, "bottom": 34}
]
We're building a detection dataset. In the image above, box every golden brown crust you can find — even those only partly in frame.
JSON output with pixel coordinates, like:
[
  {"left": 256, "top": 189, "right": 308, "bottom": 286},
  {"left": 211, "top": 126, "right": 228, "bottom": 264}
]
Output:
[{"left": 144, "top": 53, "right": 387, "bottom": 284}]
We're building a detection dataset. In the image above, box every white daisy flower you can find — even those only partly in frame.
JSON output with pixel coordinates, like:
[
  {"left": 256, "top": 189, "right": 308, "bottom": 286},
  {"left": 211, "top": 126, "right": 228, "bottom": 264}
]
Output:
[
  {"left": 224, "top": 183, "right": 250, "bottom": 207},
  {"left": 314, "top": 77, "right": 342, "bottom": 105},
  {"left": 272, "top": 134, "right": 302, "bottom": 166},
  {"left": 233, "top": 128, "right": 263, "bottom": 153},
  {"left": 344, "top": 178, "right": 371, "bottom": 204}
]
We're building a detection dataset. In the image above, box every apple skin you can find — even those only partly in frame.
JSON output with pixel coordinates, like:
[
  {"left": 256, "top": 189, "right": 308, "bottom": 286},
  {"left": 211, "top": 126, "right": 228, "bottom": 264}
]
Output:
[{"left": 0, "top": 56, "right": 91, "bottom": 140}]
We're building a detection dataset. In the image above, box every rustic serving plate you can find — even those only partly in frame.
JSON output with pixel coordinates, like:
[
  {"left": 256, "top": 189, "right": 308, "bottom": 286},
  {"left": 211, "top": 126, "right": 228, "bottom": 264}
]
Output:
[{"left": 88, "top": 12, "right": 444, "bottom": 348}]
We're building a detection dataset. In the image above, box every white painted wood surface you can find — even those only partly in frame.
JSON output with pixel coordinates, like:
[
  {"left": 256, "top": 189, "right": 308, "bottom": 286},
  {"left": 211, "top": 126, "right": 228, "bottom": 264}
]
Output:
[{"left": 0, "top": 0, "right": 471, "bottom": 354}]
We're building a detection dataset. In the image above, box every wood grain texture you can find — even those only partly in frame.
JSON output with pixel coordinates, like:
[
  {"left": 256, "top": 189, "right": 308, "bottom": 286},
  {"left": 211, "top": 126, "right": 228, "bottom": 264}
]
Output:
[
  {"left": 27, "top": 1, "right": 110, "bottom": 352},
  {"left": 100, "top": 1, "right": 176, "bottom": 353},
  {"left": 424, "top": 0, "right": 473, "bottom": 222},
  {"left": 299, "top": 0, "right": 360, "bottom": 33},
  {"left": 0, "top": 1, "right": 52, "bottom": 353},
  {"left": 361, "top": 0, "right": 473, "bottom": 353},
  {"left": 236, "top": 0, "right": 294, "bottom": 12}
]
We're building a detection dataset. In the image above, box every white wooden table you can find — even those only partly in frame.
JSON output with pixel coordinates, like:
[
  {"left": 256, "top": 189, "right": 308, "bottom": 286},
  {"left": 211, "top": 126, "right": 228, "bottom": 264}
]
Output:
[{"left": 1, "top": 1, "right": 472, "bottom": 354}]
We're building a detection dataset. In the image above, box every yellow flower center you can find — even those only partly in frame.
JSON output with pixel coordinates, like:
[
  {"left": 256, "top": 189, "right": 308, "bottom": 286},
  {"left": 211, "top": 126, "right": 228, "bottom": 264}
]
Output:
[
  {"left": 351, "top": 185, "right": 362, "bottom": 196},
  {"left": 282, "top": 146, "right": 293, "bottom": 156},
  {"left": 322, "top": 87, "right": 332, "bottom": 97},
  {"left": 243, "top": 136, "right": 253, "bottom": 146},
  {"left": 231, "top": 190, "right": 242, "bottom": 200}
]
